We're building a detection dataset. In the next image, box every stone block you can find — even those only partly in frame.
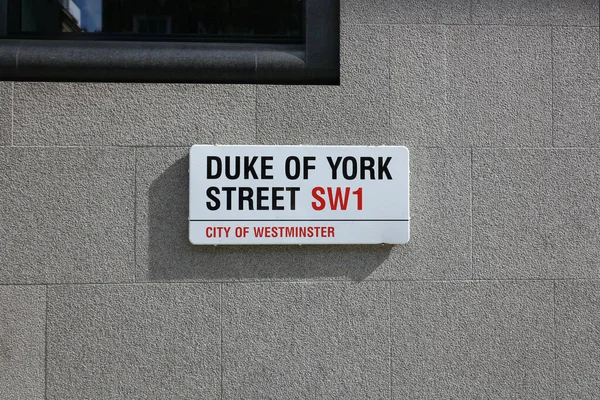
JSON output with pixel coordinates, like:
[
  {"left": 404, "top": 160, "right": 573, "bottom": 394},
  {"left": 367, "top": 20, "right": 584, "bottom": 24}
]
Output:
[
  {"left": 472, "top": 0, "right": 554, "bottom": 25},
  {"left": 473, "top": 149, "right": 600, "bottom": 279},
  {"left": 0, "top": 285, "right": 45, "bottom": 400},
  {"left": 222, "top": 282, "right": 390, "bottom": 399},
  {"left": 553, "top": 27, "right": 600, "bottom": 147},
  {"left": 390, "top": 25, "right": 552, "bottom": 147},
  {"left": 473, "top": 0, "right": 599, "bottom": 25},
  {"left": 0, "top": 147, "right": 134, "bottom": 283},
  {"left": 136, "top": 146, "right": 469, "bottom": 282},
  {"left": 341, "top": 0, "right": 470, "bottom": 24},
  {"left": 552, "top": 0, "right": 599, "bottom": 26},
  {"left": 0, "top": 82, "right": 11, "bottom": 145},
  {"left": 13, "top": 83, "right": 255, "bottom": 146},
  {"left": 391, "top": 281, "right": 554, "bottom": 399},
  {"left": 46, "top": 284, "right": 220, "bottom": 399},
  {"left": 556, "top": 280, "right": 600, "bottom": 399}
]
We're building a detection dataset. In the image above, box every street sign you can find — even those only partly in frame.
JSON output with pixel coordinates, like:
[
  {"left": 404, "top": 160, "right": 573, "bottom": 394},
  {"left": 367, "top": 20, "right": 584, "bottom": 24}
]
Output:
[{"left": 189, "top": 145, "right": 409, "bottom": 245}]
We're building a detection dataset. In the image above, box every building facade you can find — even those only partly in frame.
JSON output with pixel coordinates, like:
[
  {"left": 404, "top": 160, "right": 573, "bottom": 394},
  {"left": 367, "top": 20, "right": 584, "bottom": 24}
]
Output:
[{"left": 1, "top": 0, "right": 600, "bottom": 398}]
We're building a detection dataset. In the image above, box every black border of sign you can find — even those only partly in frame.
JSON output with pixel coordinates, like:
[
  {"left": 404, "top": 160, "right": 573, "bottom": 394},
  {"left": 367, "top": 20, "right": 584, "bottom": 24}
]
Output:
[{"left": 0, "top": 0, "right": 339, "bottom": 84}]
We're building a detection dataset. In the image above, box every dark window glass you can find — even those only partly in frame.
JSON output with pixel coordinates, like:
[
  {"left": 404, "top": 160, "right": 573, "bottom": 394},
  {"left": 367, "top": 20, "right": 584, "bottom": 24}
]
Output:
[{"left": 8, "top": 0, "right": 303, "bottom": 42}]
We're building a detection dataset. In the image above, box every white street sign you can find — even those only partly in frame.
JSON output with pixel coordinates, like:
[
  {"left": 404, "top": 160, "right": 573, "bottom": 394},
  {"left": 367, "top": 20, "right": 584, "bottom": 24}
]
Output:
[{"left": 189, "top": 145, "right": 409, "bottom": 245}]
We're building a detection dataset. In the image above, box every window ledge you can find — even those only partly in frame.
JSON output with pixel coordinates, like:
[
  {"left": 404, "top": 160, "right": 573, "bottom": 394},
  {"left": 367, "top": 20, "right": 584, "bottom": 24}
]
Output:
[{"left": 0, "top": 40, "right": 337, "bottom": 84}]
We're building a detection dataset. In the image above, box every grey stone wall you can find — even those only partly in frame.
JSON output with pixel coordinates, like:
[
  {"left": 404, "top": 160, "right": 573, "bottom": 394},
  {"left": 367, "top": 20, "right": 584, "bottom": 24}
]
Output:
[{"left": 1, "top": 0, "right": 599, "bottom": 398}]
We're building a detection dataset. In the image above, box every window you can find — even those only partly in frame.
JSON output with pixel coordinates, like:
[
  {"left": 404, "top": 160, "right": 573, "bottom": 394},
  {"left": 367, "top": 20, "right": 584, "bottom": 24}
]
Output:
[
  {"left": 9, "top": 0, "right": 303, "bottom": 41},
  {"left": 133, "top": 17, "right": 172, "bottom": 35},
  {"left": 0, "top": 0, "right": 339, "bottom": 84}
]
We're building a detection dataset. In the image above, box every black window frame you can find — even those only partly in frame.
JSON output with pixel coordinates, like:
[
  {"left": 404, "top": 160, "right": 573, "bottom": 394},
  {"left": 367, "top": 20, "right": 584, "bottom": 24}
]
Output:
[{"left": 0, "top": 0, "right": 339, "bottom": 84}]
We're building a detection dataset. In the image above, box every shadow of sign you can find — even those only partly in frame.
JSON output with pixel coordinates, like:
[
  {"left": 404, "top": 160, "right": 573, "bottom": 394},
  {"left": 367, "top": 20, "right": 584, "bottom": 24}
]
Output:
[{"left": 146, "top": 153, "right": 392, "bottom": 282}]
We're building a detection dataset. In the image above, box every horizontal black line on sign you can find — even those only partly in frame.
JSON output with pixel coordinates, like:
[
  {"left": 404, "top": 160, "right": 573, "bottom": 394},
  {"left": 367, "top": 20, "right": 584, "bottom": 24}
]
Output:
[{"left": 189, "top": 219, "right": 410, "bottom": 222}]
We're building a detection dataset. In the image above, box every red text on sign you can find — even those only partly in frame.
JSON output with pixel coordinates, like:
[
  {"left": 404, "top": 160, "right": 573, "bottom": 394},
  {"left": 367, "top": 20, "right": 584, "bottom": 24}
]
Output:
[
  {"left": 206, "top": 226, "right": 231, "bottom": 238},
  {"left": 311, "top": 187, "right": 363, "bottom": 211},
  {"left": 253, "top": 226, "right": 335, "bottom": 238}
]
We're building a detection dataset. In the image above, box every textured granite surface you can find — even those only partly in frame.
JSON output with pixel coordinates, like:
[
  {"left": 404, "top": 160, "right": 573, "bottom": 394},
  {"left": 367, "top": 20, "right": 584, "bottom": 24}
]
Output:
[{"left": 2, "top": 0, "right": 600, "bottom": 397}]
